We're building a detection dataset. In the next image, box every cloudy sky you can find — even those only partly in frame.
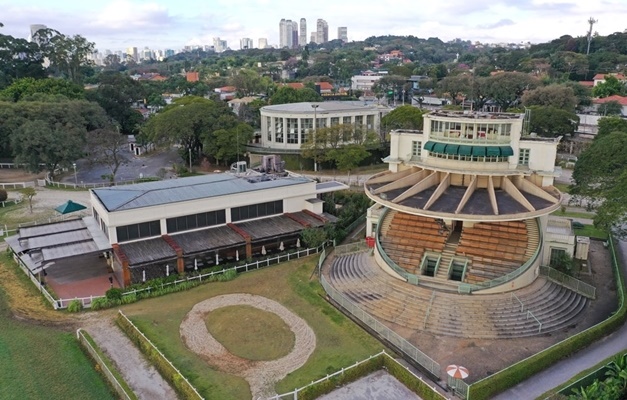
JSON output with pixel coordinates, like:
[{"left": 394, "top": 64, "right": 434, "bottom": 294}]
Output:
[{"left": 0, "top": 0, "right": 625, "bottom": 52}]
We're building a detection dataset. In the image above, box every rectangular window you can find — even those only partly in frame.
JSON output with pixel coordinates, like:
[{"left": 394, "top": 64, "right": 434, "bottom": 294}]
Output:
[
  {"left": 330, "top": 117, "right": 340, "bottom": 126},
  {"left": 316, "top": 118, "right": 326, "bottom": 129},
  {"left": 354, "top": 115, "right": 364, "bottom": 127},
  {"left": 287, "top": 118, "right": 298, "bottom": 144},
  {"left": 230, "top": 200, "right": 283, "bottom": 222},
  {"left": 301, "top": 118, "right": 312, "bottom": 143},
  {"left": 266, "top": 117, "right": 272, "bottom": 142},
  {"left": 116, "top": 220, "right": 161, "bottom": 243},
  {"left": 500, "top": 123, "right": 512, "bottom": 136},
  {"left": 519, "top": 148, "right": 530, "bottom": 166},
  {"left": 550, "top": 248, "right": 567, "bottom": 267},
  {"left": 165, "top": 210, "right": 226, "bottom": 234},
  {"left": 411, "top": 141, "right": 422, "bottom": 157},
  {"left": 343, "top": 116, "right": 351, "bottom": 125},
  {"left": 275, "top": 118, "right": 283, "bottom": 143},
  {"left": 366, "top": 114, "right": 375, "bottom": 129}
]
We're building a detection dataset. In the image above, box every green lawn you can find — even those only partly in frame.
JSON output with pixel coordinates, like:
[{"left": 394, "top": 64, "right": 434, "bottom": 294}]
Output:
[
  {"left": 553, "top": 182, "right": 571, "bottom": 193},
  {"left": 0, "top": 286, "right": 113, "bottom": 400},
  {"left": 122, "top": 257, "right": 385, "bottom": 399},
  {"left": 574, "top": 225, "right": 609, "bottom": 240},
  {"left": 551, "top": 209, "right": 596, "bottom": 219}
]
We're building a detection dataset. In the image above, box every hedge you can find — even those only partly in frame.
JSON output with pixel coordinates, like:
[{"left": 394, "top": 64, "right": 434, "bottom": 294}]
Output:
[
  {"left": 468, "top": 237, "right": 627, "bottom": 400},
  {"left": 115, "top": 312, "right": 202, "bottom": 400}
]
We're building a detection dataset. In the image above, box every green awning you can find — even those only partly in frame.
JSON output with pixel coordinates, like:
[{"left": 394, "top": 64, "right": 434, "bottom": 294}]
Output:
[
  {"left": 500, "top": 146, "right": 514, "bottom": 157},
  {"left": 472, "top": 146, "right": 486, "bottom": 157},
  {"left": 445, "top": 144, "right": 459, "bottom": 155},
  {"left": 433, "top": 142, "right": 447, "bottom": 154},
  {"left": 459, "top": 145, "right": 472, "bottom": 156},
  {"left": 486, "top": 146, "right": 501, "bottom": 157},
  {"left": 424, "top": 141, "right": 436, "bottom": 151}
]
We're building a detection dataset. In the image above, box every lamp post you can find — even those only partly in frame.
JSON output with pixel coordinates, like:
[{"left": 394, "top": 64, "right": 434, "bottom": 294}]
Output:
[
  {"left": 188, "top": 147, "right": 192, "bottom": 171},
  {"left": 72, "top": 163, "right": 77, "bottom": 185},
  {"left": 311, "top": 104, "right": 319, "bottom": 172}
]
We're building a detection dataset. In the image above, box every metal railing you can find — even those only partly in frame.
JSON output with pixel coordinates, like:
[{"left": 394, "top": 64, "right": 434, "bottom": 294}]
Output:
[
  {"left": 511, "top": 292, "right": 524, "bottom": 312},
  {"left": 44, "top": 175, "right": 159, "bottom": 190},
  {"left": 320, "top": 274, "right": 441, "bottom": 378},
  {"left": 76, "top": 329, "right": 134, "bottom": 400},
  {"left": 540, "top": 266, "right": 596, "bottom": 299},
  {"left": 527, "top": 310, "right": 542, "bottom": 333}
]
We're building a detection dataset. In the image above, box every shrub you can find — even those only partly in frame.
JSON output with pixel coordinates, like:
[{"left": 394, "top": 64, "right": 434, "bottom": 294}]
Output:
[
  {"left": 67, "top": 299, "right": 83, "bottom": 313},
  {"left": 106, "top": 288, "right": 123, "bottom": 301},
  {"left": 90, "top": 297, "right": 111, "bottom": 311},
  {"left": 0, "top": 189, "right": 7, "bottom": 202}
]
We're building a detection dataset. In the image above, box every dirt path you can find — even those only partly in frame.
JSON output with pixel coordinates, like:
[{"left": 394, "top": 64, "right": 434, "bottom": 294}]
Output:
[
  {"left": 180, "top": 293, "right": 317, "bottom": 399},
  {"left": 85, "top": 316, "right": 178, "bottom": 400}
]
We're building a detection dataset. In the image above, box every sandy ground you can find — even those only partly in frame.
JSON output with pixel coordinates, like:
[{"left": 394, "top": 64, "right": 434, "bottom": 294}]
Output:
[
  {"left": 85, "top": 316, "right": 177, "bottom": 400},
  {"left": 180, "top": 293, "right": 317, "bottom": 399},
  {"left": 318, "top": 370, "right": 422, "bottom": 400}
]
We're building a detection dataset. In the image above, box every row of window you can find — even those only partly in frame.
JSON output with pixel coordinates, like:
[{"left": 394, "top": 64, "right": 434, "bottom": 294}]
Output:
[
  {"left": 410, "top": 141, "right": 531, "bottom": 165},
  {"left": 265, "top": 115, "right": 375, "bottom": 143},
  {"left": 430, "top": 121, "right": 512, "bottom": 138},
  {"left": 116, "top": 220, "right": 161, "bottom": 243},
  {"left": 430, "top": 153, "right": 510, "bottom": 162},
  {"left": 166, "top": 210, "right": 226, "bottom": 234},
  {"left": 231, "top": 200, "right": 283, "bottom": 222}
]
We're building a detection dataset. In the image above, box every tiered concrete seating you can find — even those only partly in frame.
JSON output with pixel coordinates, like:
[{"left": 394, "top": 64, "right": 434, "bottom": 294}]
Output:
[
  {"left": 457, "top": 221, "right": 530, "bottom": 283},
  {"left": 380, "top": 211, "right": 448, "bottom": 274},
  {"left": 326, "top": 252, "right": 588, "bottom": 339}
]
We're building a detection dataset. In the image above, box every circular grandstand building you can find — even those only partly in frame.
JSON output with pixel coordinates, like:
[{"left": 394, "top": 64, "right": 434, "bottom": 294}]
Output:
[{"left": 364, "top": 110, "right": 568, "bottom": 294}]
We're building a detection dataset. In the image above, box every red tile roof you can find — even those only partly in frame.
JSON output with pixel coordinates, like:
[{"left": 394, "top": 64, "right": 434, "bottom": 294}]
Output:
[
  {"left": 216, "top": 86, "right": 236, "bottom": 92},
  {"left": 285, "top": 82, "right": 305, "bottom": 89},
  {"left": 593, "top": 73, "right": 626, "bottom": 81},
  {"left": 316, "top": 82, "right": 333, "bottom": 90},
  {"left": 593, "top": 95, "right": 627, "bottom": 106},
  {"left": 579, "top": 81, "right": 594, "bottom": 87}
]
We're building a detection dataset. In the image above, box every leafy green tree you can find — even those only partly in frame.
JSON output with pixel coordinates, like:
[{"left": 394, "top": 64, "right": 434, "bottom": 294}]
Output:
[
  {"left": 269, "top": 86, "right": 322, "bottom": 104},
  {"left": 86, "top": 73, "right": 145, "bottom": 134},
  {"left": 381, "top": 105, "right": 425, "bottom": 131},
  {"left": 521, "top": 84, "right": 577, "bottom": 111},
  {"left": 598, "top": 100, "right": 623, "bottom": 116},
  {"left": 0, "top": 27, "right": 46, "bottom": 89},
  {"left": 229, "top": 68, "right": 272, "bottom": 96},
  {"left": 485, "top": 72, "right": 539, "bottom": 111},
  {"left": 592, "top": 75, "right": 627, "bottom": 98},
  {"left": 328, "top": 144, "right": 370, "bottom": 180},
  {"left": 528, "top": 106, "right": 578, "bottom": 137},
  {"left": 204, "top": 123, "right": 254, "bottom": 166},
  {"left": 597, "top": 117, "right": 627, "bottom": 138},
  {"left": 437, "top": 74, "right": 471, "bottom": 105},
  {"left": 0, "top": 77, "right": 84, "bottom": 102},
  {"left": 300, "top": 227, "right": 327, "bottom": 248},
  {"left": 34, "top": 28, "right": 95, "bottom": 84}
]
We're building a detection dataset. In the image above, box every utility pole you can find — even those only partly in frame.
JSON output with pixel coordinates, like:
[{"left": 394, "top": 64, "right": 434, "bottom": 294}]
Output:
[{"left": 586, "top": 17, "right": 597, "bottom": 55}]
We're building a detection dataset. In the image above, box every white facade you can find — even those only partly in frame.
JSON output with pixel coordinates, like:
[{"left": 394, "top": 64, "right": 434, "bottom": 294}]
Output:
[
  {"left": 299, "top": 18, "right": 307, "bottom": 46},
  {"left": 316, "top": 19, "right": 328, "bottom": 44},
  {"left": 351, "top": 75, "right": 383, "bottom": 91},
  {"left": 258, "top": 38, "right": 268, "bottom": 49},
  {"left": 240, "top": 38, "right": 254, "bottom": 50},
  {"left": 259, "top": 102, "right": 381, "bottom": 152},
  {"left": 338, "top": 27, "right": 348, "bottom": 42}
]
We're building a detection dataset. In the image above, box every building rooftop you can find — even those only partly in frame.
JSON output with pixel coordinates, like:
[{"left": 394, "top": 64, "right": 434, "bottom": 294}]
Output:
[
  {"left": 92, "top": 173, "right": 312, "bottom": 212},
  {"left": 427, "top": 110, "right": 524, "bottom": 120},
  {"left": 262, "top": 101, "right": 378, "bottom": 114}
]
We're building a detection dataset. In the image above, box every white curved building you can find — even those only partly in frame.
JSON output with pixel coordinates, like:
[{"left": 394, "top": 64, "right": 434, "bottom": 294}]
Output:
[{"left": 257, "top": 102, "right": 382, "bottom": 153}]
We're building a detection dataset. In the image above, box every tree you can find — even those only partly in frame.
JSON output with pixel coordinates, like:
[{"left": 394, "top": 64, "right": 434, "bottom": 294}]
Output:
[
  {"left": 204, "top": 123, "right": 254, "bottom": 166},
  {"left": 85, "top": 128, "right": 129, "bottom": 183},
  {"left": 521, "top": 84, "right": 577, "bottom": 111},
  {"left": 485, "top": 72, "right": 539, "bottom": 111},
  {"left": 0, "top": 28, "right": 46, "bottom": 89},
  {"left": 20, "top": 187, "right": 36, "bottom": 213},
  {"left": 0, "top": 77, "right": 84, "bottom": 102},
  {"left": 0, "top": 188, "right": 7, "bottom": 202},
  {"left": 34, "top": 29, "right": 95, "bottom": 84},
  {"left": 300, "top": 227, "right": 327, "bottom": 248},
  {"left": 528, "top": 106, "right": 578, "bottom": 137},
  {"left": 328, "top": 144, "right": 370, "bottom": 180},
  {"left": 269, "top": 86, "right": 322, "bottom": 104},
  {"left": 229, "top": 69, "right": 272, "bottom": 96},
  {"left": 437, "top": 74, "right": 471, "bottom": 105},
  {"left": 592, "top": 75, "right": 627, "bottom": 98},
  {"left": 571, "top": 131, "right": 627, "bottom": 236},
  {"left": 597, "top": 116, "right": 627, "bottom": 138},
  {"left": 381, "top": 105, "right": 426, "bottom": 131},
  {"left": 597, "top": 100, "right": 623, "bottom": 116}
]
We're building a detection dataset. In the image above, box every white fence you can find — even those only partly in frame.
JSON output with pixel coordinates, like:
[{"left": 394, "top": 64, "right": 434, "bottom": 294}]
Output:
[
  {"left": 319, "top": 274, "right": 441, "bottom": 378},
  {"left": 267, "top": 350, "right": 448, "bottom": 400},
  {"left": 76, "top": 328, "right": 134, "bottom": 400},
  {"left": 41, "top": 244, "right": 327, "bottom": 310},
  {"left": 45, "top": 175, "right": 158, "bottom": 190},
  {"left": 0, "top": 181, "right": 35, "bottom": 189}
]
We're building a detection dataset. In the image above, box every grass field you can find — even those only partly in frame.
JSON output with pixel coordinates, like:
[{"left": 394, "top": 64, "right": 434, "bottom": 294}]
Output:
[
  {"left": 551, "top": 209, "right": 596, "bottom": 219},
  {"left": 206, "top": 305, "right": 295, "bottom": 361},
  {"left": 122, "top": 257, "right": 385, "bottom": 399},
  {"left": 0, "top": 255, "right": 113, "bottom": 400},
  {"left": 574, "top": 225, "right": 609, "bottom": 240},
  {"left": 553, "top": 182, "right": 571, "bottom": 193}
]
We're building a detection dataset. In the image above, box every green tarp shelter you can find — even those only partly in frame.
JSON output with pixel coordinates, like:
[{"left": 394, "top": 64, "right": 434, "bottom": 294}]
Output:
[{"left": 55, "top": 200, "right": 87, "bottom": 215}]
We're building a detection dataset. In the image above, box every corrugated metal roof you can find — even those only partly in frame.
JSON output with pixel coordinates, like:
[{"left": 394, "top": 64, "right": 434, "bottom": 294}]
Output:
[
  {"left": 92, "top": 173, "right": 311, "bottom": 212},
  {"left": 120, "top": 237, "right": 178, "bottom": 266},
  {"left": 235, "top": 215, "right": 305, "bottom": 240}
]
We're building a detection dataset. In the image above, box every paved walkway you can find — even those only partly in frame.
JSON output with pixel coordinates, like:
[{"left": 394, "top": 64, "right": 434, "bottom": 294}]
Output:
[{"left": 494, "top": 239, "right": 627, "bottom": 399}]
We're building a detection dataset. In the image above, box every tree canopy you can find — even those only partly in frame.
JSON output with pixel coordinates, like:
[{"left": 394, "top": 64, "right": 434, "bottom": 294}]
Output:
[
  {"left": 592, "top": 75, "right": 627, "bottom": 98},
  {"left": 0, "top": 77, "right": 84, "bottom": 102},
  {"left": 269, "top": 86, "right": 322, "bottom": 104},
  {"left": 381, "top": 105, "right": 426, "bottom": 131},
  {"left": 528, "top": 106, "right": 578, "bottom": 137},
  {"left": 521, "top": 84, "right": 577, "bottom": 111}
]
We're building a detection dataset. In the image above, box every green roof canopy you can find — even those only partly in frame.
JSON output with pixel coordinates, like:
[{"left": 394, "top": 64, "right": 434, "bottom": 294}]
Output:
[
  {"left": 500, "top": 146, "right": 514, "bottom": 157},
  {"left": 472, "top": 146, "right": 486, "bottom": 157},
  {"left": 444, "top": 144, "right": 459, "bottom": 155},
  {"left": 486, "top": 146, "right": 501, "bottom": 157},
  {"left": 424, "top": 141, "right": 436, "bottom": 151},
  {"left": 433, "top": 142, "right": 447, "bottom": 154},
  {"left": 459, "top": 145, "right": 472, "bottom": 156},
  {"left": 55, "top": 200, "right": 87, "bottom": 215}
]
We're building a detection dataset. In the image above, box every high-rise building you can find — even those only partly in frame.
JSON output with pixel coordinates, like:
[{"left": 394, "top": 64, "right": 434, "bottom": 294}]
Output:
[
  {"left": 291, "top": 21, "right": 299, "bottom": 49},
  {"left": 316, "top": 19, "right": 329, "bottom": 44},
  {"left": 299, "top": 18, "right": 307, "bottom": 46},
  {"left": 258, "top": 38, "right": 268, "bottom": 49},
  {"left": 213, "top": 37, "right": 227, "bottom": 53},
  {"left": 310, "top": 32, "right": 316, "bottom": 44},
  {"left": 338, "top": 27, "right": 348, "bottom": 43},
  {"left": 126, "top": 47, "right": 138, "bottom": 62},
  {"left": 240, "top": 38, "right": 254, "bottom": 50},
  {"left": 29, "top": 24, "right": 47, "bottom": 43},
  {"left": 279, "top": 19, "right": 290, "bottom": 48}
]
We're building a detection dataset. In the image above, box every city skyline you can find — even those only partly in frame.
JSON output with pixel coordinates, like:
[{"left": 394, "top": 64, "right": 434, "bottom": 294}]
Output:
[{"left": 0, "top": 0, "right": 626, "bottom": 52}]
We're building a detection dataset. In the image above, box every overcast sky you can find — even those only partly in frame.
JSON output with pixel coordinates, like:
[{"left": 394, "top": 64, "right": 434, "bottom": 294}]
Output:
[{"left": 1, "top": 0, "right": 625, "bottom": 52}]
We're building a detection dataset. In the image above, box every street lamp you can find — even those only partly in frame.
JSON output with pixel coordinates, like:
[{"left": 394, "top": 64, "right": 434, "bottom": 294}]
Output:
[
  {"left": 72, "top": 163, "right": 77, "bottom": 185},
  {"left": 311, "top": 104, "right": 319, "bottom": 172},
  {"left": 188, "top": 147, "right": 192, "bottom": 171}
]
